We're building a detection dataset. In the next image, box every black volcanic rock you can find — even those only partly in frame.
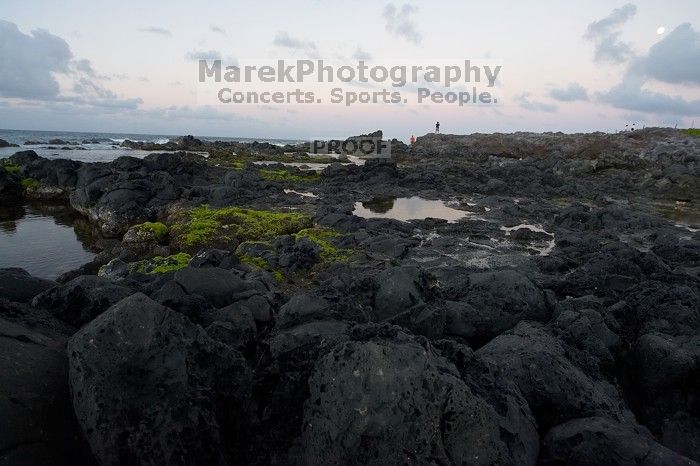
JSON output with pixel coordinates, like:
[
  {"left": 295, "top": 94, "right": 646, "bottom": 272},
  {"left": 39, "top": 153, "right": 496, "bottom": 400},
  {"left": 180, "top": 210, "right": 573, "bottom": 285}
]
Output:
[
  {"left": 0, "top": 302, "right": 94, "bottom": 465},
  {"left": 173, "top": 267, "right": 249, "bottom": 308},
  {"left": 32, "top": 275, "right": 134, "bottom": 326},
  {"left": 67, "top": 293, "right": 252, "bottom": 465},
  {"left": 0, "top": 138, "right": 19, "bottom": 148},
  {"left": 478, "top": 322, "right": 631, "bottom": 432},
  {"left": 299, "top": 325, "right": 539, "bottom": 465},
  {"left": 0, "top": 268, "right": 55, "bottom": 303},
  {"left": 539, "top": 417, "right": 697, "bottom": 465},
  {"left": 444, "top": 270, "right": 552, "bottom": 346},
  {"left": 0, "top": 128, "right": 698, "bottom": 463}
]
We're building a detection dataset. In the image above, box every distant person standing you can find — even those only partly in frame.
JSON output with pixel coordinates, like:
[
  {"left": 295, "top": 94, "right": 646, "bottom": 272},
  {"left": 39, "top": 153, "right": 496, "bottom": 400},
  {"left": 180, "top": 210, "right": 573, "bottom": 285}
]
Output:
[
  {"left": 410, "top": 134, "right": 416, "bottom": 144},
  {"left": 435, "top": 122, "right": 440, "bottom": 133}
]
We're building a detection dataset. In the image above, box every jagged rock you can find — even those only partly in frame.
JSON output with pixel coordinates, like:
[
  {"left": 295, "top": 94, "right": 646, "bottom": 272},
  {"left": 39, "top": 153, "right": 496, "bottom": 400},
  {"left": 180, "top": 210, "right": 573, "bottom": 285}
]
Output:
[
  {"left": 623, "top": 332, "right": 700, "bottom": 460},
  {"left": 173, "top": 267, "right": 248, "bottom": 308},
  {"left": 0, "top": 268, "right": 55, "bottom": 303},
  {"left": 478, "top": 322, "right": 630, "bottom": 431},
  {"left": 0, "top": 307, "right": 94, "bottom": 466},
  {"left": 371, "top": 265, "right": 428, "bottom": 321},
  {"left": 67, "top": 293, "right": 252, "bottom": 465},
  {"left": 277, "top": 293, "right": 330, "bottom": 329},
  {"left": 298, "top": 325, "right": 539, "bottom": 465},
  {"left": 444, "top": 270, "right": 551, "bottom": 346},
  {"left": 539, "top": 417, "right": 697, "bottom": 465},
  {"left": 32, "top": 275, "right": 134, "bottom": 326},
  {"left": 0, "top": 138, "right": 19, "bottom": 148}
]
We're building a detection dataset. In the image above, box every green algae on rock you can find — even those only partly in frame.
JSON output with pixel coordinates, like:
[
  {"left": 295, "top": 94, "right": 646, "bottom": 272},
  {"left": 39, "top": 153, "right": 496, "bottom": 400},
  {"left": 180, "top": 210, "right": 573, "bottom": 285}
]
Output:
[
  {"left": 124, "top": 222, "right": 169, "bottom": 244},
  {"left": 2, "top": 159, "right": 21, "bottom": 174},
  {"left": 170, "top": 205, "right": 313, "bottom": 251},
  {"left": 135, "top": 252, "right": 192, "bottom": 274},
  {"left": 294, "top": 228, "right": 353, "bottom": 262},
  {"left": 259, "top": 169, "right": 321, "bottom": 183},
  {"left": 239, "top": 254, "right": 269, "bottom": 269},
  {"left": 20, "top": 178, "right": 39, "bottom": 190}
]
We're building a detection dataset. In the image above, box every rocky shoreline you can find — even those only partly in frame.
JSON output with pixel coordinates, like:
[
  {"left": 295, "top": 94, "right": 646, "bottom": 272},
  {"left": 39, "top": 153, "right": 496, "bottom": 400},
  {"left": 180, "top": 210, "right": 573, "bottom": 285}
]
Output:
[{"left": 1, "top": 128, "right": 698, "bottom": 465}]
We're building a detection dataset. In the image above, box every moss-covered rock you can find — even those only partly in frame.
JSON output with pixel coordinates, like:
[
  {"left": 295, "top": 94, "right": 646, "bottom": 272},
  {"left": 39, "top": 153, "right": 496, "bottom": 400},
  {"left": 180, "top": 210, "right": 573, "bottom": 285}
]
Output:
[
  {"left": 170, "top": 205, "right": 312, "bottom": 251},
  {"left": 239, "top": 254, "right": 269, "bottom": 269},
  {"left": 134, "top": 253, "right": 192, "bottom": 274},
  {"left": 294, "top": 228, "right": 352, "bottom": 262},
  {"left": 2, "top": 159, "right": 21, "bottom": 174},
  {"left": 20, "top": 177, "right": 39, "bottom": 190},
  {"left": 259, "top": 169, "right": 321, "bottom": 183},
  {"left": 124, "top": 222, "right": 169, "bottom": 244}
]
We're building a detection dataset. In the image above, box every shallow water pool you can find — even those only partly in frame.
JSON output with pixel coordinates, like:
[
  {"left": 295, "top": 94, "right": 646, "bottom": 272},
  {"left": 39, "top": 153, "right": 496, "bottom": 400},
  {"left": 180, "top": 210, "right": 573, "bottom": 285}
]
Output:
[
  {"left": 353, "top": 196, "right": 468, "bottom": 223},
  {"left": 0, "top": 202, "right": 96, "bottom": 280}
]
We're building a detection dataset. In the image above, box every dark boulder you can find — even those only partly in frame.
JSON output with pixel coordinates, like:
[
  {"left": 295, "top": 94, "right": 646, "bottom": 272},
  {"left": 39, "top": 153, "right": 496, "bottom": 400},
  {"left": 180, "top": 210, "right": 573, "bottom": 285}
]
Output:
[
  {"left": 623, "top": 332, "right": 700, "bottom": 460},
  {"left": 277, "top": 236, "right": 321, "bottom": 271},
  {"left": 444, "top": 270, "right": 551, "bottom": 346},
  {"left": 478, "top": 322, "right": 630, "bottom": 432},
  {"left": 550, "top": 295, "right": 620, "bottom": 371},
  {"left": 247, "top": 320, "right": 351, "bottom": 463},
  {"left": 173, "top": 267, "right": 248, "bottom": 308},
  {"left": 189, "top": 248, "right": 238, "bottom": 269},
  {"left": 0, "top": 138, "right": 19, "bottom": 147},
  {"left": 539, "top": 417, "right": 697, "bottom": 466},
  {"left": 371, "top": 265, "right": 428, "bottom": 321},
  {"left": 299, "top": 325, "right": 539, "bottom": 465},
  {"left": 32, "top": 275, "right": 134, "bottom": 326},
  {"left": 0, "top": 310, "right": 94, "bottom": 465},
  {"left": 150, "top": 279, "right": 213, "bottom": 319},
  {"left": 370, "top": 266, "right": 445, "bottom": 337},
  {"left": 67, "top": 293, "right": 252, "bottom": 465},
  {"left": 277, "top": 293, "right": 330, "bottom": 329},
  {"left": 0, "top": 268, "right": 55, "bottom": 303},
  {"left": 202, "top": 303, "right": 257, "bottom": 352},
  {"left": 0, "top": 168, "right": 21, "bottom": 197}
]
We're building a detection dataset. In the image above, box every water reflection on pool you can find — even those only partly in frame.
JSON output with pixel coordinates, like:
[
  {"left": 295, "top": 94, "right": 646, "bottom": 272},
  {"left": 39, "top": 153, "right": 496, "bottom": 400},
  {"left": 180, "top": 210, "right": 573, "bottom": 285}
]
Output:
[
  {"left": 0, "top": 202, "right": 96, "bottom": 280},
  {"left": 353, "top": 196, "right": 467, "bottom": 223}
]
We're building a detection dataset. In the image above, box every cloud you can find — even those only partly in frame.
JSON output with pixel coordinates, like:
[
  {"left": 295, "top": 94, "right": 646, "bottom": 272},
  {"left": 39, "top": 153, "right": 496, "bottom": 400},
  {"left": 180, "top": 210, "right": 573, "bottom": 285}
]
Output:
[
  {"left": 383, "top": 3, "right": 422, "bottom": 44},
  {"left": 142, "top": 105, "right": 238, "bottom": 121},
  {"left": 210, "top": 25, "right": 226, "bottom": 35},
  {"left": 57, "top": 94, "right": 143, "bottom": 110},
  {"left": 515, "top": 93, "right": 557, "bottom": 112},
  {"left": 73, "top": 58, "right": 96, "bottom": 77},
  {"left": 0, "top": 20, "right": 142, "bottom": 111},
  {"left": 138, "top": 26, "right": 171, "bottom": 36},
  {"left": 596, "top": 23, "right": 700, "bottom": 117},
  {"left": 273, "top": 32, "right": 317, "bottom": 52},
  {"left": 628, "top": 23, "right": 700, "bottom": 86},
  {"left": 549, "top": 82, "right": 589, "bottom": 102},
  {"left": 184, "top": 49, "right": 222, "bottom": 61},
  {"left": 352, "top": 47, "right": 373, "bottom": 60},
  {"left": 597, "top": 77, "right": 700, "bottom": 115},
  {"left": 584, "top": 3, "right": 637, "bottom": 63},
  {"left": 0, "top": 20, "right": 72, "bottom": 99}
]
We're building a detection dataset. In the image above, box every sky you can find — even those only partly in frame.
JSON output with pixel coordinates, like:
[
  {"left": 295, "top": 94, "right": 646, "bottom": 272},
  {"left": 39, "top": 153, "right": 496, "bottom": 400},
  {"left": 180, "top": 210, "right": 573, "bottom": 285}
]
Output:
[{"left": 0, "top": 0, "right": 699, "bottom": 140}]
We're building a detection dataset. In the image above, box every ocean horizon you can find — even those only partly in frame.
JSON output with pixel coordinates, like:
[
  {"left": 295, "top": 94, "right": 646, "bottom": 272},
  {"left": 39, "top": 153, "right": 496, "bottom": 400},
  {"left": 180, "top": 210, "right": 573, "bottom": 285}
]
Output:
[{"left": 0, "top": 128, "right": 305, "bottom": 162}]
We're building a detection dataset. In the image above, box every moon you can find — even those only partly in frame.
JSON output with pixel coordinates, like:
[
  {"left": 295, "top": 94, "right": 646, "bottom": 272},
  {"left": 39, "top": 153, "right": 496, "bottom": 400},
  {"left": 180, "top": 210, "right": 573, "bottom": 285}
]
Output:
[{"left": 657, "top": 26, "right": 666, "bottom": 35}]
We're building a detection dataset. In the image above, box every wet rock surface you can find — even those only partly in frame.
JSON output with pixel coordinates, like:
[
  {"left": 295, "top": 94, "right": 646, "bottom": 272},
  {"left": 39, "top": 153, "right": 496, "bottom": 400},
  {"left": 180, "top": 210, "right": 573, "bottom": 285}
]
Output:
[{"left": 0, "top": 128, "right": 698, "bottom": 464}]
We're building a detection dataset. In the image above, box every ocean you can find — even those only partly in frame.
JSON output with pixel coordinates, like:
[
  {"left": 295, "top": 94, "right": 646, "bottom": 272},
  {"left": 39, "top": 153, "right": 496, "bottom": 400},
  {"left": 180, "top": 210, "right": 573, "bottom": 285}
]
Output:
[{"left": 0, "top": 128, "right": 303, "bottom": 163}]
